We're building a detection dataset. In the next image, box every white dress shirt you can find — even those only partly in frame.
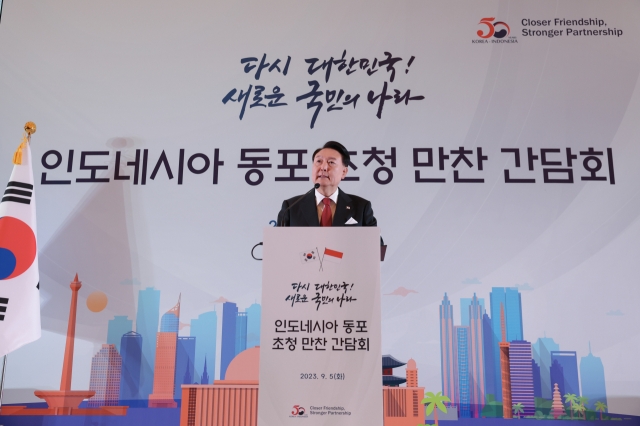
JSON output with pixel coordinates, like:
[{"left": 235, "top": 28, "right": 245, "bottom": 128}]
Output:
[{"left": 315, "top": 188, "right": 339, "bottom": 223}]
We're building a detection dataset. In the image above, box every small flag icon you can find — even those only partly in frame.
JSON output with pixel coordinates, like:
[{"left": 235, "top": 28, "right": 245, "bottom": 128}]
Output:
[
  {"left": 300, "top": 250, "right": 318, "bottom": 263},
  {"left": 323, "top": 248, "right": 343, "bottom": 264}
]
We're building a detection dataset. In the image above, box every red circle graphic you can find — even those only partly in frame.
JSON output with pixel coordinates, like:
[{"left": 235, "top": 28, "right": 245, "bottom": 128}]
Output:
[{"left": 0, "top": 216, "right": 37, "bottom": 280}]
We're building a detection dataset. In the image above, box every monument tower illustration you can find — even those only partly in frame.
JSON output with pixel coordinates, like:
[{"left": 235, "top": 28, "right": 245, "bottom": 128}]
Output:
[{"left": 3, "top": 274, "right": 128, "bottom": 416}]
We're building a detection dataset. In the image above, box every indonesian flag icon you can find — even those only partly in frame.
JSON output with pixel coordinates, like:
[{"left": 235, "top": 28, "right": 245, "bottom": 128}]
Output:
[
  {"left": 0, "top": 138, "right": 41, "bottom": 357},
  {"left": 300, "top": 249, "right": 318, "bottom": 263},
  {"left": 323, "top": 248, "right": 343, "bottom": 264}
]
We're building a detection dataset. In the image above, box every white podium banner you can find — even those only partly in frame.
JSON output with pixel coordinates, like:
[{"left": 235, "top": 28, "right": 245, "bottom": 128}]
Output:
[{"left": 258, "top": 227, "right": 382, "bottom": 426}]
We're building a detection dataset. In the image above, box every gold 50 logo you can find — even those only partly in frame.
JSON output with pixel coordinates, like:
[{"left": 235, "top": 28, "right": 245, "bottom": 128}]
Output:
[{"left": 477, "top": 17, "right": 511, "bottom": 39}]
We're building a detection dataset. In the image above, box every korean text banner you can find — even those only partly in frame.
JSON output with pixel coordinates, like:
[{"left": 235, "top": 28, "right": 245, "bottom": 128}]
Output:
[
  {"left": 259, "top": 227, "right": 382, "bottom": 425},
  {"left": 0, "top": 0, "right": 639, "bottom": 424}
]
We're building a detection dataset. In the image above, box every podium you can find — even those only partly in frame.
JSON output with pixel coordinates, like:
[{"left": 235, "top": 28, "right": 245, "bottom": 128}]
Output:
[{"left": 258, "top": 227, "right": 383, "bottom": 426}]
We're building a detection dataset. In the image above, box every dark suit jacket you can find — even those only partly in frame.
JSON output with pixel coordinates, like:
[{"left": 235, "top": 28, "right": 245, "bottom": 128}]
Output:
[{"left": 277, "top": 188, "right": 377, "bottom": 227}]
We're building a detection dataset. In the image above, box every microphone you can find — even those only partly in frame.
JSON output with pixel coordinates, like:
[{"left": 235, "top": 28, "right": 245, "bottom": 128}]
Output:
[{"left": 278, "top": 183, "right": 320, "bottom": 227}]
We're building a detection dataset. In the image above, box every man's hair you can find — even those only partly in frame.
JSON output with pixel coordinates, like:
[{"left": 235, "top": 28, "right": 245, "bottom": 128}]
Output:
[{"left": 312, "top": 141, "right": 350, "bottom": 167}]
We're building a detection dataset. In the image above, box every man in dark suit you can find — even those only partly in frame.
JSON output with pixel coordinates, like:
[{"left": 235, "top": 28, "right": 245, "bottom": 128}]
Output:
[{"left": 277, "top": 141, "right": 377, "bottom": 227}]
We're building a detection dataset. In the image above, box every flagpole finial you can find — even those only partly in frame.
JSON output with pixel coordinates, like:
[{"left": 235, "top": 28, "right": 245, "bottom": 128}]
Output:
[
  {"left": 24, "top": 122, "right": 36, "bottom": 136},
  {"left": 12, "top": 122, "right": 36, "bottom": 165}
]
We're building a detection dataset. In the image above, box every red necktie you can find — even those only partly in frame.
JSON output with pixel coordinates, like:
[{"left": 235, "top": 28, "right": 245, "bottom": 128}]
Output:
[{"left": 321, "top": 198, "right": 332, "bottom": 227}]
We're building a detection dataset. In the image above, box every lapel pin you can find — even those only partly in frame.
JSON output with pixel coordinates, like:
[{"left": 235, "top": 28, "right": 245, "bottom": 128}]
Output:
[{"left": 346, "top": 206, "right": 350, "bottom": 209}]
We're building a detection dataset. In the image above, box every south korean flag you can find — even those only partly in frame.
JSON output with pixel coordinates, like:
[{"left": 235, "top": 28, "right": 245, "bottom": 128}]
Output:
[
  {"left": 0, "top": 141, "right": 41, "bottom": 357},
  {"left": 300, "top": 249, "right": 318, "bottom": 264}
]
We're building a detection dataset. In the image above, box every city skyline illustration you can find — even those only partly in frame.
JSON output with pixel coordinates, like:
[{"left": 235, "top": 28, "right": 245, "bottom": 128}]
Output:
[
  {"left": 438, "top": 288, "right": 608, "bottom": 419},
  {"left": 87, "top": 286, "right": 262, "bottom": 407},
  {"left": 0, "top": 271, "right": 629, "bottom": 424},
  {"left": 93, "top": 284, "right": 610, "bottom": 416}
]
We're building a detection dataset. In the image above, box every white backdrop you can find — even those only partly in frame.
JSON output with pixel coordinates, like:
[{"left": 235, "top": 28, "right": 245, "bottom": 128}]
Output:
[{"left": 0, "top": 0, "right": 639, "bottom": 416}]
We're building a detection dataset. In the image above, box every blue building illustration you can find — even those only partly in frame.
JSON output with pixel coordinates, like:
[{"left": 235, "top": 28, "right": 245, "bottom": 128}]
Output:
[
  {"left": 550, "top": 358, "right": 565, "bottom": 397},
  {"left": 550, "top": 351, "right": 580, "bottom": 397},
  {"left": 220, "top": 301, "right": 238, "bottom": 379},
  {"left": 136, "top": 287, "right": 160, "bottom": 400},
  {"left": 235, "top": 311, "right": 248, "bottom": 356},
  {"left": 532, "top": 359, "right": 542, "bottom": 398},
  {"left": 119, "top": 331, "right": 142, "bottom": 402},
  {"left": 107, "top": 315, "right": 133, "bottom": 353},
  {"left": 190, "top": 311, "right": 217, "bottom": 384},
  {"left": 482, "top": 312, "right": 496, "bottom": 399},
  {"left": 504, "top": 289, "right": 523, "bottom": 341},
  {"left": 246, "top": 303, "right": 261, "bottom": 349},
  {"left": 533, "top": 336, "right": 560, "bottom": 399},
  {"left": 456, "top": 326, "right": 471, "bottom": 418},
  {"left": 580, "top": 343, "right": 607, "bottom": 411},
  {"left": 174, "top": 336, "right": 196, "bottom": 399}
]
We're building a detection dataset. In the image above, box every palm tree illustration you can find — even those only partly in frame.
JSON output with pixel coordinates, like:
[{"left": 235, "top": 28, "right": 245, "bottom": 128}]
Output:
[
  {"left": 421, "top": 391, "right": 450, "bottom": 426},
  {"left": 512, "top": 402, "right": 524, "bottom": 419},
  {"left": 573, "top": 402, "right": 585, "bottom": 420},
  {"left": 578, "top": 397, "right": 589, "bottom": 420},
  {"left": 595, "top": 401, "right": 607, "bottom": 420},
  {"left": 564, "top": 393, "right": 578, "bottom": 420}
]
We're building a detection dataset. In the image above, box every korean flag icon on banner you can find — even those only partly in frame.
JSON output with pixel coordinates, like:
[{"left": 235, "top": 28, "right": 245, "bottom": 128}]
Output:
[
  {"left": 300, "top": 249, "right": 318, "bottom": 264},
  {"left": 0, "top": 134, "right": 41, "bottom": 358}
]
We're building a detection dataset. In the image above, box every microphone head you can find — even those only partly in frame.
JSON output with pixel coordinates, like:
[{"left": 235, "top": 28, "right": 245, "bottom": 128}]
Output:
[{"left": 314, "top": 183, "right": 320, "bottom": 189}]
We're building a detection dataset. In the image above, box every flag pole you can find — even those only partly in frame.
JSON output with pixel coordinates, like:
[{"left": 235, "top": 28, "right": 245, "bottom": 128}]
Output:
[{"left": 0, "top": 355, "right": 7, "bottom": 410}]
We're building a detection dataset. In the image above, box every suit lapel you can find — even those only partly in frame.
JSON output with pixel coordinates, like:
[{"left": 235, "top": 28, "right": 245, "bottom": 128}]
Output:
[
  {"left": 332, "top": 189, "right": 352, "bottom": 227},
  {"left": 302, "top": 192, "right": 320, "bottom": 226}
]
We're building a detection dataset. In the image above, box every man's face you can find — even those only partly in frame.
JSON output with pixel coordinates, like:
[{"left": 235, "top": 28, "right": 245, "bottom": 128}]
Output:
[{"left": 312, "top": 148, "right": 348, "bottom": 194}]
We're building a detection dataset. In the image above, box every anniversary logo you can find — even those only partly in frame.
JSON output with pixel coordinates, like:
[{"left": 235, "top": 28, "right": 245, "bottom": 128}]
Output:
[
  {"left": 473, "top": 17, "right": 518, "bottom": 44},
  {"left": 474, "top": 16, "right": 624, "bottom": 44}
]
